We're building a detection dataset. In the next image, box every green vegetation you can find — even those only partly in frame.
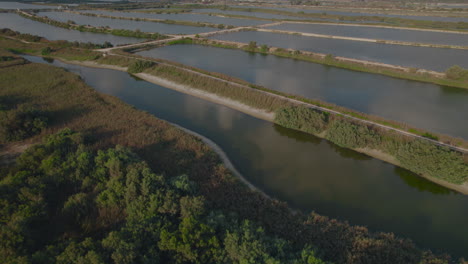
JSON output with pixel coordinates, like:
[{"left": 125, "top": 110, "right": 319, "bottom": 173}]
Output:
[
  {"left": 247, "top": 41, "right": 257, "bottom": 51},
  {"left": 0, "top": 102, "right": 47, "bottom": 143},
  {"left": 0, "top": 129, "right": 327, "bottom": 263},
  {"left": 446, "top": 65, "right": 468, "bottom": 81},
  {"left": 19, "top": 12, "right": 168, "bottom": 40},
  {"left": 127, "top": 60, "right": 154, "bottom": 73},
  {"left": 41, "top": 46, "right": 52, "bottom": 55},
  {"left": 0, "top": 57, "right": 452, "bottom": 263},
  {"left": 145, "top": 63, "right": 288, "bottom": 112},
  {"left": 275, "top": 106, "right": 468, "bottom": 184},
  {"left": 0, "top": 28, "right": 43, "bottom": 42}
]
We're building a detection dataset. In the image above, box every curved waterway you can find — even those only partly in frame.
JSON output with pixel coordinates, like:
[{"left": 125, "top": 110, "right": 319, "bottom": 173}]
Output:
[
  {"left": 209, "top": 30, "right": 468, "bottom": 71},
  {"left": 138, "top": 45, "right": 468, "bottom": 139},
  {"left": 25, "top": 56, "right": 468, "bottom": 258},
  {"left": 0, "top": 13, "right": 142, "bottom": 45}
]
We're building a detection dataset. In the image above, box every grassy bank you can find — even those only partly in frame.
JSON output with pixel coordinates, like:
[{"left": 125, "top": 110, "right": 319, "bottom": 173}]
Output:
[
  {"left": 0, "top": 52, "right": 453, "bottom": 263},
  {"left": 275, "top": 106, "right": 468, "bottom": 185},
  {"left": 18, "top": 11, "right": 168, "bottom": 40},
  {"left": 166, "top": 37, "right": 468, "bottom": 90}
]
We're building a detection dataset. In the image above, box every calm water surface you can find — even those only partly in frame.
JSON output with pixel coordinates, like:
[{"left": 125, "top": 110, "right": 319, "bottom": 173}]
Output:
[
  {"left": 25, "top": 55, "right": 468, "bottom": 258},
  {"left": 0, "top": 13, "right": 141, "bottom": 45},
  {"left": 209, "top": 30, "right": 468, "bottom": 71},
  {"left": 0, "top": 1, "right": 58, "bottom": 9},
  {"left": 267, "top": 22, "right": 468, "bottom": 46},
  {"left": 223, "top": 5, "right": 468, "bottom": 23},
  {"left": 84, "top": 10, "right": 267, "bottom": 27},
  {"left": 194, "top": 8, "right": 339, "bottom": 22},
  {"left": 138, "top": 45, "right": 468, "bottom": 139},
  {"left": 38, "top": 11, "right": 211, "bottom": 35}
]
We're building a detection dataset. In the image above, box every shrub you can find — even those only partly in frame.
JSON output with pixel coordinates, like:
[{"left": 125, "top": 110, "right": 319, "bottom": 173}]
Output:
[
  {"left": 325, "top": 119, "right": 381, "bottom": 149},
  {"left": 127, "top": 60, "right": 155, "bottom": 74},
  {"left": 41, "top": 47, "right": 52, "bottom": 55},
  {"left": 421, "top": 132, "right": 438, "bottom": 141},
  {"left": 247, "top": 41, "right": 257, "bottom": 51},
  {"left": 275, "top": 106, "right": 329, "bottom": 135},
  {"left": 445, "top": 65, "right": 468, "bottom": 81},
  {"left": 0, "top": 105, "right": 48, "bottom": 142},
  {"left": 324, "top": 54, "right": 334, "bottom": 61}
]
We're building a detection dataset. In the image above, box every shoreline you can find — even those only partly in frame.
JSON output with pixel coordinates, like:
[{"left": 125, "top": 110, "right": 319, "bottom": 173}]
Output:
[
  {"left": 256, "top": 28, "right": 468, "bottom": 50},
  {"left": 279, "top": 20, "right": 468, "bottom": 35},
  {"left": 46, "top": 58, "right": 274, "bottom": 200},
  {"left": 52, "top": 58, "right": 468, "bottom": 195}
]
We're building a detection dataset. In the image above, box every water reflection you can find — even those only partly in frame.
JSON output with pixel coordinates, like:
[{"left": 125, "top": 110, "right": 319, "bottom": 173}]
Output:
[
  {"left": 138, "top": 45, "right": 468, "bottom": 139},
  {"left": 0, "top": 13, "right": 141, "bottom": 45},
  {"left": 39, "top": 11, "right": 213, "bottom": 35},
  {"left": 396, "top": 167, "right": 455, "bottom": 195},
  {"left": 273, "top": 124, "right": 321, "bottom": 144},
  {"left": 209, "top": 31, "right": 468, "bottom": 71},
  {"left": 267, "top": 23, "right": 468, "bottom": 46}
]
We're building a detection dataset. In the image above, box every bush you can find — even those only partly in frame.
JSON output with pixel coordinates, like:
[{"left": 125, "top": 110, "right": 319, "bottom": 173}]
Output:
[
  {"left": 127, "top": 60, "right": 155, "bottom": 74},
  {"left": 275, "top": 106, "right": 329, "bottom": 135},
  {"left": 41, "top": 47, "right": 52, "bottom": 55},
  {"left": 445, "top": 65, "right": 468, "bottom": 81},
  {"left": 247, "top": 41, "right": 257, "bottom": 51},
  {"left": 0, "top": 105, "right": 48, "bottom": 142},
  {"left": 0, "top": 129, "right": 329, "bottom": 264},
  {"left": 325, "top": 119, "right": 381, "bottom": 149},
  {"left": 422, "top": 132, "right": 438, "bottom": 141},
  {"left": 394, "top": 140, "right": 468, "bottom": 184}
]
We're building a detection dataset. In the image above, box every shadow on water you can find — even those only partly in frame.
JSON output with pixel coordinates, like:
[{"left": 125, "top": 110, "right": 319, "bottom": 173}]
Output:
[
  {"left": 129, "top": 74, "right": 145, "bottom": 82},
  {"left": 439, "top": 85, "right": 468, "bottom": 95},
  {"left": 273, "top": 124, "right": 322, "bottom": 145},
  {"left": 395, "top": 167, "right": 456, "bottom": 195},
  {"left": 326, "top": 141, "right": 372, "bottom": 161}
]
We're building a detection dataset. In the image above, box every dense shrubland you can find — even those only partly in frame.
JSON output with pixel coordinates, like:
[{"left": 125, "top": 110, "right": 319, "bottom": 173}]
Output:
[
  {"left": 0, "top": 129, "right": 327, "bottom": 263},
  {"left": 446, "top": 65, "right": 468, "bottom": 81},
  {"left": 275, "top": 106, "right": 468, "bottom": 184},
  {"left": 0, "top": 99, "right": 48, "bottom": 143},
  {"left": 0, "top": 59, "right": 454, "bottom": 263},
  {"left": 127, "top": 60, "right": 154, "bottom": 73}
]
